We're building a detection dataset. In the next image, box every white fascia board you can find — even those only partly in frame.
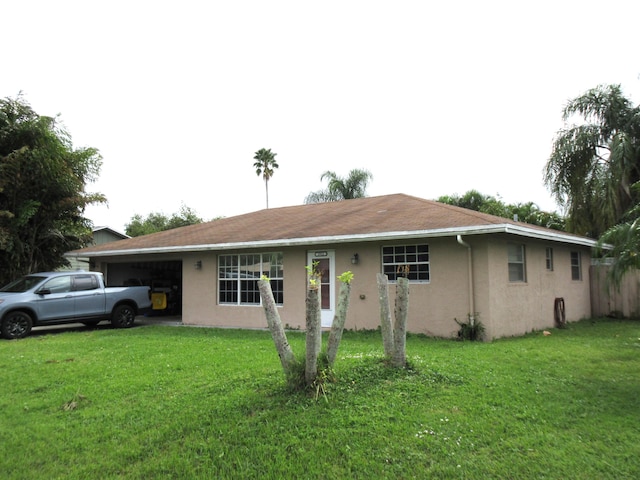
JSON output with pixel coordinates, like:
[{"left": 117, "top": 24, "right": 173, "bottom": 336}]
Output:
[
  {"left": 66, "top": 224, "right": 597, "bottom": 258},
  {"left": 501, "top": 224, "right": 598, "bottom": 247}
]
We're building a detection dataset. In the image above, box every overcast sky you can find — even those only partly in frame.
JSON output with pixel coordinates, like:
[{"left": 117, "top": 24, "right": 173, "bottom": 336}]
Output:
[{"left": 4, "top": 0, "right": 639, "bottom": 233}]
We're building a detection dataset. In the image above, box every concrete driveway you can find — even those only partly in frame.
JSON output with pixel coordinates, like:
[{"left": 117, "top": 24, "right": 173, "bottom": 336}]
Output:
[{"left": 30, "top": 315, "right": 183, "bottom": 337}]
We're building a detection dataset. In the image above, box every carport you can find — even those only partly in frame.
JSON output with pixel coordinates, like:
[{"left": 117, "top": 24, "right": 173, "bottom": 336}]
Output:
[{"left": 104, "top": 260, "right": 183, "bottom": 315}]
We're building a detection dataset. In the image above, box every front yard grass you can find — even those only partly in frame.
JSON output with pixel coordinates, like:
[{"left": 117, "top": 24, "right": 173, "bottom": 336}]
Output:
[{"left": 1, "top": 318, "right": 640, "bottom": 479}]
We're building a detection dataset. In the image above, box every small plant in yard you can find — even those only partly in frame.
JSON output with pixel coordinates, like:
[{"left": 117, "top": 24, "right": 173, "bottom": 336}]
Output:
[
  {"left": 284, "top": 353, "right": 336, "bottom": 400},
  {"left": 305, "top": 261, "right": 322, "bottom": 289},
  {"left": 337, "top": 270, "right": 354, "bottom": 284},
  {"left": 61, "top": 391, "right": 87, "bottom": 411},
  {"left": 311, "top": 365, "right": 336, "bottom": 402},
  {"left": 455, "top": 313, "right": 485, "bottom": 341},
  {"left": 283, "top": 358, "right": 306, "bottom": 391}
]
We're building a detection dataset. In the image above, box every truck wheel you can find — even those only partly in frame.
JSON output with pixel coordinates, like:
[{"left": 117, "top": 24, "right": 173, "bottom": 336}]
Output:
[
  {"left": 1, "top": 311, "right": 33, "bottom": 340},
  {"left": 111, "top": 304, "right": 136, "bottom": 328}
]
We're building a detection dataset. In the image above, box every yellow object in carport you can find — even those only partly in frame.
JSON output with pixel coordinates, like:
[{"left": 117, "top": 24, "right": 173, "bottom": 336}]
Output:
[{"left": 151, "top": 292, "right": 167, "bottom": 310}]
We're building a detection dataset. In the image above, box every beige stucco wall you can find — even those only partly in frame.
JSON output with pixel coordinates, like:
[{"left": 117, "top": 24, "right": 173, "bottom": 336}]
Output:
[
  {"left": 347, "top": 239, "right": 473, "bottom": 337},
  {"left": 328, "top": 236, "right": 591, "bottom": 339},
  {"left": 481, "top": 235, "right": 591, "bottom": 339},
  {"left": 177, "top": 239, "right": 473, "bottom": 337},
  {"left": 93, "top": 233, "right": 593, "bottom": 339},
  {"left": 179, "top": 240, "right": 474, "bottom": 337},
  {"left": 182, "top": 248, "right": 310, "bottom": 330}
]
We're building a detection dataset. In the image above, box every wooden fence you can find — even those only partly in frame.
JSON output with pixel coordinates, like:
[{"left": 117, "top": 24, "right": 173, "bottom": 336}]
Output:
[{"left": 590, "top": 264, "right": 640, "bottom": 318}]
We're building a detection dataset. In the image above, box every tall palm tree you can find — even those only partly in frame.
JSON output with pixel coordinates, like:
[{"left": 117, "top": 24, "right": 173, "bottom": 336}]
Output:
[
  {"left": 305, "top": 169, "right": 373, "bottom": 204},
  {"left": 544, "top": 84, "right": 640, "bottom": 237},
  {"left": 253, "top": 148, "right": 279, "bottom": 209}
]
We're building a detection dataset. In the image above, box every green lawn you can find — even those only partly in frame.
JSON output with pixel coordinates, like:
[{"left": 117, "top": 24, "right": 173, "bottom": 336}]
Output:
[{"left": 1, "top": 318, "right": 640, "bottom": 479}]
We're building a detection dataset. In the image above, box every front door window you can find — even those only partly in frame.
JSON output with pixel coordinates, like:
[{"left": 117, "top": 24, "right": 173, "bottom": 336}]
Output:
[
  {"left": 307, "top": 250, "right": 335, "bottom": 328},
  {"left": 317, "top": 258, "right": 330, "bottom": 309}
]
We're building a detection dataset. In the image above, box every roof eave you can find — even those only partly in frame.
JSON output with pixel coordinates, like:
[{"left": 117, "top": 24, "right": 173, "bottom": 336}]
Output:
[
  {"left": 65, "top": 224, "right": 597, "bottom": 258},
  {"left": 502, "top": 224, "right": 598, "bottom": 247}
]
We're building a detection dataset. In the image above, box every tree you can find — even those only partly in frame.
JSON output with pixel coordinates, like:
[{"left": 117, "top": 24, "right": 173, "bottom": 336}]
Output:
[
  {"left": 377, "top": 273, "right": 409, "bottom": 368},
  {"left": 437, "top": 189, "right": 499, "bottom": 213},
  {"left": 257, "top": 278, "right": 296, "bottom": 375},
  {"left": 597, "top": 182, "right": 640, "bottom": 287},
  {"left": 305, "top": 169, "right": 373, "bottom": 204},
  {"left": 544, "top": 84, "right": 640, "bottom": 237},
  {"left": 0, "top": 95, "right": 105, "bottom": 285},
  {"left": 253, "top": 148, "right": 279, "bottom": 209},
  {"left": 326, "top": 271, "right": 354, "bottom": 367},
  {"left": 125, "top": 204, "right": 203, "bottom": 237},
  {"left": 258, "top": 265, "right": 355, "bottom": 392},
  {"left": 305, "top": 277, "right": 322, "bottom": 386},
  {"left": 377, "top": 273, "right": 394, "bottom": 357},
  {"left": 510, "top": 202, "right": 565, "bottom": 230},
  {"left": 437, "top": 190, "right": 565, "bottom": 230}
]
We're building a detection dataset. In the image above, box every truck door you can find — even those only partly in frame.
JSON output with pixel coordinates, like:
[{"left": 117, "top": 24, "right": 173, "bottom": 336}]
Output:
[
  {"left": 34, "top": 275, "right": 75, "bottom": 322},
  {"left": 72, "top": 274, "right": 105, "bottom": 318}
]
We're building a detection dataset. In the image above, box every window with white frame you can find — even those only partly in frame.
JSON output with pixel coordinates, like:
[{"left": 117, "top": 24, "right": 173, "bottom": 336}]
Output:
[
  {"left": 545, "top": 247, "right": 554, "bottom": 271},
  {"left": 381, "top": 244, "right": 429, "bottom": 282},
  {"left": 570, "top": 251, "right": 582, "bottom": 280},
  {"left": 218, "top": 252, "right": 284, "bottom": 305},
  {"left": 508, "top": 243, "right": 526, "bottom": 282}
]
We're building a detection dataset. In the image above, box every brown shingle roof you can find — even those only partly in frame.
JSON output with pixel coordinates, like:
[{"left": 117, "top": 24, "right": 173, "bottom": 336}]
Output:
[{"left": 70, "top": 194, "right": 594, "bottom": 256}]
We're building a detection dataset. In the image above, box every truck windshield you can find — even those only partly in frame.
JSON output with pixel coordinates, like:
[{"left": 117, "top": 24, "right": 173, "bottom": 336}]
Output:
[{"left": 0, "top": 276, "right": 47, "bottom": 292}]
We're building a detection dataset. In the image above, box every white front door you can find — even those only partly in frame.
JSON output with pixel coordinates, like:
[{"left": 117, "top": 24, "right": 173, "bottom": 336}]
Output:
[{"left": 307, "top": 249, "right": 335, "bottom": 328}]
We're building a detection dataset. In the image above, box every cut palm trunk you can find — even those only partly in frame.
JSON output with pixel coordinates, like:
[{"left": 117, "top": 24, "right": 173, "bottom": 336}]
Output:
[
  {"left": 258, "top": 279, "right": 296, "bottom": 374},
  {"left": 326, "top": 281, "right": 352, "bottom": 367},
  {"left": 392, "top": 276, "right": 409, "bottom": 368},
  {"left": 377, "top": 273, "right": 394, "bottom": 358},
  {"left": 305, "top": 286, "right": 322, "bottom": 386}
]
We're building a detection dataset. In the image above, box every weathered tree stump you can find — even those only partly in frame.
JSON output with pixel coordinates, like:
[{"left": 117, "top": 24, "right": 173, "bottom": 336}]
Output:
[
  {"left": 258, "top": 279, "right": 296, "bottom": 374},
  {"left": 391, "top": 276, "right": 409, "bottom": 368},
  {"left": 305, "top": 287, "right": 322, "bottom": 385},
  {"left": 327, "top": 281, "right": 352, "bottom": 366},
  {"left": 377, "top": 273, "right": 394, "bottom": 358}
]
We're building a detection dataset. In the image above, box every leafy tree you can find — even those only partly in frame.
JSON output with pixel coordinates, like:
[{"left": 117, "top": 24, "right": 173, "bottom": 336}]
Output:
[
  {"left": 438, "top": 190, "right": 511, "bottom": 217},
  {"left": 304, "top": 169, "right": 373, "bottom": 204},
  {"left": 437, "top": 190, "right": 565, "bottom": 230},
  {"left": 253, "top": 148, "right": 279, "bottom": 209},
  {"left": 510, "top": 202, "right": 566, "bottom": 230},
  {"left": 544, "top": 84, "right": 640, "bottom": 237},
  {"left": 597, "top": 181, "right": 640, "bottom": 287},
  {"left": 125, "top": 204, "right": 203, "bottom": 237},
  {"left": 0, "top": 95, "right": 105, "bottom": 285}
]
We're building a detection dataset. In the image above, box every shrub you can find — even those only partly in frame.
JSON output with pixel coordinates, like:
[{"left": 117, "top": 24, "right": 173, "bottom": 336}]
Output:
[{"left": 455, "top": 314, "right": 485, "bottom": 341}]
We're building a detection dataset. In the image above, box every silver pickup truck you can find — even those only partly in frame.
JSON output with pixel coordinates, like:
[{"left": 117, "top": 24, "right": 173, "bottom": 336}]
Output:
[{"left": 0, "top": 271, "right": 151, "bottom": 339}]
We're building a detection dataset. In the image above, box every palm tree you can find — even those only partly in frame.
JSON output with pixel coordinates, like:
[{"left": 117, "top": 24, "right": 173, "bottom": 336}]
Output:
[
  {"left": 304, "top": 169, "right": 373, "bottom": 204},
  {"left": 544, "top": 84, "right": 640, "bottom": 237},
  {"left": 596, "top": 180, "right": 640, "bottom": 287},
  {"left": 598, "top": 203, "right": 640, "bottom": 287},
  {"left": 253, "top": 148, "right": 279, "bottom": 209}
]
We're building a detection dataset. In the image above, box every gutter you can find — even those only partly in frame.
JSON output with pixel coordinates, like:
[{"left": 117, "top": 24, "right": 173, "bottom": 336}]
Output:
[{"left": 456, "top": 235, "right": 475, "bottom": 322}]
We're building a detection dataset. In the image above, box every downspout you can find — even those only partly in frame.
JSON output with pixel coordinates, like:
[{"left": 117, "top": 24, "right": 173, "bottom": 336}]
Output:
[{"left": 456, "top": 235, "right": 475, "bottom": 323}]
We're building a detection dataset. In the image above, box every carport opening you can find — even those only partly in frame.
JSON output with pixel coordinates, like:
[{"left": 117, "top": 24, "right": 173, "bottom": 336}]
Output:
[{"left": 105, "top": 261, "right": 183, "bottom": 315}]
